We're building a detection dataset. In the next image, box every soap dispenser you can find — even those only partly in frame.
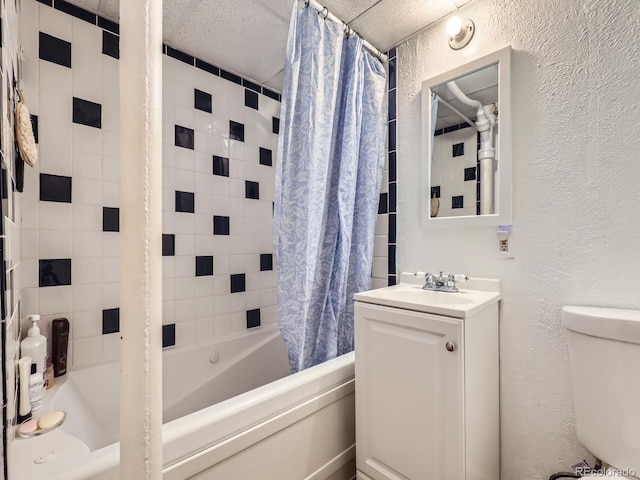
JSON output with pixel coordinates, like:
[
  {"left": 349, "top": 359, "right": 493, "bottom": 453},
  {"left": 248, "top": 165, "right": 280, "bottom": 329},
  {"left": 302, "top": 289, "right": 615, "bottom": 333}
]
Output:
[{"left": 21, "top": 315, "right": 47, "bottom": 381}]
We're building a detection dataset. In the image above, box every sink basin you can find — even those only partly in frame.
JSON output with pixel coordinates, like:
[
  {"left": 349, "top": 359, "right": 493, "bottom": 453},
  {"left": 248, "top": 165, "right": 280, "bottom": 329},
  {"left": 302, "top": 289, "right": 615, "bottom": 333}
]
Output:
[{"left": 354, "top": 279, "right": 500, "bottom": 318}]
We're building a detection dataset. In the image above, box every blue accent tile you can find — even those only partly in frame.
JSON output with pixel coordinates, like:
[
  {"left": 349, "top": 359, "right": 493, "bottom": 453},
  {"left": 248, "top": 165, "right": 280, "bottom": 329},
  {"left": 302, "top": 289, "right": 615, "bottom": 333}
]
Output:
[
  {"left": 263, "top": 88, "right": 280, "bottom": 101},
  {"left": 378, "top": 193, "right": 388, "bottom": 214},
  {"left": 388, "top": 120, "right": 396, "bottom": 151},
  {"left": 245, "top": 181, "right": 259, "bottom": 200},
  {"left": 245, "top": 89, "right": 259, "bottom": 110},
  {"left": 388, "top": 245, "right": 396, "bottom": 274},
  {"left": 434, "top": 128, "right": 443, "bottom": 137},
  {"left": 195, "top": 58, "right": 219, "bottom": 76},
  {"left": 464, "top": 167, "right": 476, "bottom": 181},
  {"left": 195, "top": 256, "right": 214, "bottom": 276},
  {"left": 272, "top": 117, "right": 280, "bottom": 134},
  {"left": 194, "top": 89, "right": 212, "bottom": 113},
  {"left": 102, "top": 207, "right": 119, "bottom": 232},
  {"left": 453, "top": 142, "right": 464, "bottom": 157},
  {"left": 213, "top": 156, "right": 229, "bottom": 177},
  {"left": 39, "top": 32, "right": 71, "bottom": 68},
  {"left": 40, "top": 174, "right": 72, "bottom": 203},
  {"left": 229, "top": 121, "right": 244, "bottom": 142},
  {"left": 102, "top": 30, "right": 119, "bottom": 59},
  {"left": 213, "top": 215, "right": 230, "bottom": 235},
  {"left": 73, "top": 97, "right": 102, "bottom": 128},
  {"left": 231, "top": 274, "right": 246, "bottom": 293},
  {"left": 162, "top": 234, "right": 175, "bottom": 256},
  {"left": 388, "top": 275, "right": 397, "bottom": 286},
  {"left": 388, "top": 57, "right": 396, "bottom": 90},
  {"left": 246, "top": 309, "right": 261, "bottom": 328},
  {"left": 259, "top": 148, "right": 272, "bottom": 166},
  {"left": 39, "top": 259, "right": 72, "bottom": 287},
  {"left": 388, "top": 47, "right": 396, "bottom": 59},
  {"left": 242, "top": 79, "right": 262, "bottom": 93},
  {"left": 175, "top": 125, "right": 194, "bottom": 149},
  {"left": 102, "top": 308, "right": 120, "bottom": 334},
  {"left": 260, "top": 254, "right": 273, "bottom": 271},
  {"left": 175, "top": 191, "right": 194, "bottom": 213},
  {"left": 389, "top": 183, "right": 397, "bottom": 213},
  {"left": 162, "top": 324, "right": 176, "bottom": 347},
  {"left": 444, "top": 124, "right": 459, "bottom": 134},
  {"left": 389, "top": 151, "right": 396, "bottom": 182},
  {"left": 452, "top": 195, "right": 464, "bottom": 209},
  {"left": 388, "top": 214, "right": 396, "bottom": 243},
  {"left": 388, "top": 88, "right": 396, "bottom": 121},
  {"left": 166, "top": 46, "right": 194, "bottom": 65}
]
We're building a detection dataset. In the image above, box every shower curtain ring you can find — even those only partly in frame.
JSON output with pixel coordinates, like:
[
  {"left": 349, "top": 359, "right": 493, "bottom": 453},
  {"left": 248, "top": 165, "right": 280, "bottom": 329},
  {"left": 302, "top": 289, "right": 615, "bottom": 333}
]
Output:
[{"left": 320, "top": 7, "right": 329, "bottom": 19}]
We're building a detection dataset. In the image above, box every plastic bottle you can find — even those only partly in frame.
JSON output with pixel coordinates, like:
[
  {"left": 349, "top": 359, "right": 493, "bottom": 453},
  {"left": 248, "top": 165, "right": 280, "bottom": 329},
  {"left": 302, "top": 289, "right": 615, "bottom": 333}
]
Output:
[
  {"left": 17, "top": 356, "right": 32, "bottom": 422},
  {"left": 21, "top": 315, "right": 47, "bottom": 382},
  {"left": 29, "top": 363, "right": 44, "bottom": 413}
]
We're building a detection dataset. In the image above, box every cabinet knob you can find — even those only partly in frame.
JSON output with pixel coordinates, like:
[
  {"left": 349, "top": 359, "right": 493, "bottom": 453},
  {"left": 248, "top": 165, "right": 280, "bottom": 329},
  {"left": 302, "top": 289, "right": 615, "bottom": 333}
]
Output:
[{"left": 445, "top": 341, "right": 456, "bottom": 352}]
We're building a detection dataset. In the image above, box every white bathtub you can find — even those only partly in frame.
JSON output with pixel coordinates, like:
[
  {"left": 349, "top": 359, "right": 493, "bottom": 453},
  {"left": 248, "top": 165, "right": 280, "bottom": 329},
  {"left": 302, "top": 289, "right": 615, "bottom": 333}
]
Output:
[{"left": 12, "top": 326, "right": 356, "bottom": 480}]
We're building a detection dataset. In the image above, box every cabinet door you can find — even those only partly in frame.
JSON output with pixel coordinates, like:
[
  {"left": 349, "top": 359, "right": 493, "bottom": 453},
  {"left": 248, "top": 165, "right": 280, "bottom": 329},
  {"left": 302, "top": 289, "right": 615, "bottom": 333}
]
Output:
[{"left": 355, "top": 303, "right": 464, "bottom": 480}]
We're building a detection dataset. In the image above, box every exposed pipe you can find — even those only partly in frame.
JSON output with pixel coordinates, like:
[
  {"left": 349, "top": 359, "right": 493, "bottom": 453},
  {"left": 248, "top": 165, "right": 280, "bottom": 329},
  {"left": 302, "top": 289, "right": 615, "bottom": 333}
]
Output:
[{"left": 446, "top": 80, "right": 497, "bottom": 215}]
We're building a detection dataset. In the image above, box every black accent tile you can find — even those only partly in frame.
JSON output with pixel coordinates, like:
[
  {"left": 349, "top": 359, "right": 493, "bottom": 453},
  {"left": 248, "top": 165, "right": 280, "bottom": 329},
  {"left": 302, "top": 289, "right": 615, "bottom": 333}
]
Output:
[
  {"left": 452, "top": 195, "right": 464, "bottom": 209},
  {"left": 175, "top": 125, "right": 194, "bottom": 149},
  {"left": 55, "top": 0, "right": 96, "bottom": 23},
  {"left": 388, "top": 275, "right": 397, "bottom": 286},
  {"left": 162, "top": 43, "right": 167, "bottom": 54},
  {"left": 388, "top": 57, "right": 396, "bottom": 90},
  {"left": 460, "top": 122, "right": 471, "bottom": 129},
  {"left": 39, "top": 259, "right": 72, "bottom": 287},
  {"left": 246, "top": 309, "right": 261, "bottom": 329},
  {"left": 272, "top": 117, "right": 280, "bottom": 134},
  {"left": 213, "top": 215, "right": 230, "bottom": 235},
  {"left": 175, "top": 191, "right": 194, "bottom": 213},
  {"left": 162, "top": 234, "right": 175, "bottom": 256},
  {"left": 242, "top": 79, "right": 262, "bottom": 93},
  {"left": 102, "top": 207, "right": 119, "bottom": 232},
  {"left": 476, "top": 202, "right": 481, "bottom": 215},
  {"left": 230, "top": 274, "right": 246, "bottom": 293},
  {"left": 73, "top": 97, "right": 102, "bottom": 129},
  {"left": 245, "top": 181, "right": 259, "bottom": 200},
  {"left": 213, "top": 156, "right": 229, "bottom": 177},
  {"left": 389, "top": 183, "right": 397, "bottom": 213},
  {"left": 162, "top": 324, "right": 176, "bottom": 348},
  {"left": 263, "top": 88, "right": 279, "bottom": 101},
  {"left": 102, "top": 308, "right": 120, "bottom": 334},
  {"left": 195, "top": 256, "right": 214, "bottom": 276},
  {"left": 229, "top": 121, "right": 244, "bottom": 142},
  {"left": 388, "top": 47, "right": 397, "bottom": 59},
  {"left": 476, "top": 182, "right": 481, "bottom": 201},
  {"left": 464, "top": 167, "right": 476, "bottom": 181},
  {"left": 388, "top": 89, "right": 396, "bottom": 121},
  {"left": 388, "top": 214, "right": 396, "bottom": 244},
  {"left": 389, "top": 151, "right": 396, "bottom": 182},
  {"left": 259, "top": 148, "right": 272, "bottom": 166},
  {"left": 166, "top": 46, "right": 194, "bottom": 65},
  {"left": 476, "top": 163, "right": 481, "bottom": 182},
  {"left": 102, "top": 30, "right": 119, "bottom": 59},
  {"left": 453, "top": 142, "right": 464, "bottom": 157},
  {"left": 444, "top": 124, "right": 460, "bottom": 134},
  {"left": 39, "top": 32, "right": 71, "bottom": 68},
  {"left": 431, "top": 186, "right": 441, "bottom": 199},
  {"left": 194, "top": 89, "right": 212, "bottom": 113},
  {"left": 31, "top": 115, "right": 39, "bottom": 144},
  {"left": 245, "top": 89, "right": 259, "bottom": 110},
  {"left": 37, "top": 0, "right": 53, "bottom": 5},
  {"left": 434, "top": 128, "right": 443, "bottom": 137},
  {"left": 378, "top": 193, "right": 388, "bottom": 214},
  {"left": 388, "top": 245, "right": 396, "bottom": 275},
  {"left": 40, "top": 173, "right": 72, "bottom": 203},
  {"left": 195, "top": 59, "right": 219, "bottom": 76},
  {"left": 388, "top": 120, "right": 396, "bottom": 151},
  {"left": 220, "top": 69, "right": 242, "bottom": 85},
  {"left": 98, "top": 16, "right": 119, "bottom": 35},
  {"left": 260, "top": 254, "right": 273, "bottom": 271}
]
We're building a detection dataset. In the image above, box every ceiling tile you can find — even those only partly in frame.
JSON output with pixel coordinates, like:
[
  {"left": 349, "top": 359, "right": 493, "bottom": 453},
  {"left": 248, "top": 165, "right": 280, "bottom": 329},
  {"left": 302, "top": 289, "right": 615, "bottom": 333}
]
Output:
[{"left": 349, "top": 0, "right": 459, "bottom": 52}]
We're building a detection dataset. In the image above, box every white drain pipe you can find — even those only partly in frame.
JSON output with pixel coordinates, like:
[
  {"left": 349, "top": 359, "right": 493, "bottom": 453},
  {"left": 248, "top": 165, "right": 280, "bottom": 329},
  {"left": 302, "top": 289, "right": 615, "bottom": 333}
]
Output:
[
  {"left": 447, "top": 80, "right": 496, "bottom": 215},
  {"left": 119, "top": 0, "right": 163, "bottom": 478}
]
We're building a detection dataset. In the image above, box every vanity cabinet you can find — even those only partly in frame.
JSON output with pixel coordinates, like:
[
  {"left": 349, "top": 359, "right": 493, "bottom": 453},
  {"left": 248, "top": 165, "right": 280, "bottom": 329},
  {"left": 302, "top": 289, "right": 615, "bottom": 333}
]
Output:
[{"left": 354, "top": 284, "right": 499, "bottom": 480}]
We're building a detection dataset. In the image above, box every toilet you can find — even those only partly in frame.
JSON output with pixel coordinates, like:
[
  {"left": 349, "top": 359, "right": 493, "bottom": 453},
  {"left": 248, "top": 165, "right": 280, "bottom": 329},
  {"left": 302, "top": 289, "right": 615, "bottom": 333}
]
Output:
[{"left": 562, "top": 306, "right": 640, "bottom": 479}]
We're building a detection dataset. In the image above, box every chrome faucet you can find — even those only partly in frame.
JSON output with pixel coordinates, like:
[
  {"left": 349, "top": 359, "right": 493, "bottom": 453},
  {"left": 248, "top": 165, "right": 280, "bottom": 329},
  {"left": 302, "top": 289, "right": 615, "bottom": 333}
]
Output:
[{"left": 422, "top": 271, "right": 466, "bottom": 293}]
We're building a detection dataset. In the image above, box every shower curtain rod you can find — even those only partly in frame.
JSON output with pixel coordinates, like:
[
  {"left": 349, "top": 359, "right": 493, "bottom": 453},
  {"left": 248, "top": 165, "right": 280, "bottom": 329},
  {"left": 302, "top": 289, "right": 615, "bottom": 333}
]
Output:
[{"left": 304, "top": 0, "right": 388, "bottom": 63}]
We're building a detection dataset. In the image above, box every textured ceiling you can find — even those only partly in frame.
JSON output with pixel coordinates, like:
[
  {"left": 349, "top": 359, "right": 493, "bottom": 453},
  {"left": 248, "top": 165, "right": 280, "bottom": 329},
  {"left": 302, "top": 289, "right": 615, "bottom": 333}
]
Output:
[{"left": 67, "top": 0, "right": 474, "bottom": 90}]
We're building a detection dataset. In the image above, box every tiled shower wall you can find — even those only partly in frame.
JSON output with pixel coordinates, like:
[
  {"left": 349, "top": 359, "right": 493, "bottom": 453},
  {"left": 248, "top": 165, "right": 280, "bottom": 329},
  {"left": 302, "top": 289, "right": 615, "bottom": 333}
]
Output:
[{"left": 19, "top": 0, "right": 280, "bottom": 370}]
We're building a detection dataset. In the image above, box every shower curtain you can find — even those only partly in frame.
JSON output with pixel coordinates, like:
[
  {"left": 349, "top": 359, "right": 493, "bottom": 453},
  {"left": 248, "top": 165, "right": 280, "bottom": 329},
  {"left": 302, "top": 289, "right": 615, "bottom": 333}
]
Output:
[{"left": 274, "top": 3, "right": 387, "bottom": 373}]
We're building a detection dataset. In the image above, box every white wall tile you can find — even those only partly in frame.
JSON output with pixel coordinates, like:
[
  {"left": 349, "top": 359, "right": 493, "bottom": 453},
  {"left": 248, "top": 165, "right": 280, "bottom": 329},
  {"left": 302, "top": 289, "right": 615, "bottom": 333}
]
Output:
[
  {"left": 39, "top": 229, "right": 72, "bottom": 258},
  {"left": 39, "top": 286, "right": 72, "bottom": 316},
  {"left": 38, "top": 4, "right": 72, "bottom": 41},
  {"left": 72, "top": 336, "right": 103, "bottom": 368}
]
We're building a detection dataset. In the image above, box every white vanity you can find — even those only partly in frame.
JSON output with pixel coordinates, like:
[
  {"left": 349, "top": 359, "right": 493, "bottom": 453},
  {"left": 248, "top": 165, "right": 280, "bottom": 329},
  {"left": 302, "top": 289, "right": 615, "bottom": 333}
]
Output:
[{"left": 354, "top": 275, "right": 500, "bottom": 480}]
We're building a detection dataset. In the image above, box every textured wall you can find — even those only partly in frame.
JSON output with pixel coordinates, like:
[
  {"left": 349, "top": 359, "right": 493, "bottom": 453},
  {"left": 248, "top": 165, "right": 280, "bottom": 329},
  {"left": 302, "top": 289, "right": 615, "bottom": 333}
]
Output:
[{"left": 397, "top": 0, "right": 640, "bottom": 478}]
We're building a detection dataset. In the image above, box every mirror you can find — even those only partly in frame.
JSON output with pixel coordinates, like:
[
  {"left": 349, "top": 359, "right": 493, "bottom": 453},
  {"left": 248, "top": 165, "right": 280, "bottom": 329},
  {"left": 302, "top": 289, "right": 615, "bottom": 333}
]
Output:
[{"left": 422, "top": 47, "right": 511, "bottom": 227}]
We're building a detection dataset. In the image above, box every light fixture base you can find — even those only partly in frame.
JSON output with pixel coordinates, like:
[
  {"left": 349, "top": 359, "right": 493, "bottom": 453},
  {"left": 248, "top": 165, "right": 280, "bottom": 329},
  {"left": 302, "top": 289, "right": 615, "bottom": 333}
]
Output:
[{"left": 448, "top": 19, "right": 475, "bottom": 50}]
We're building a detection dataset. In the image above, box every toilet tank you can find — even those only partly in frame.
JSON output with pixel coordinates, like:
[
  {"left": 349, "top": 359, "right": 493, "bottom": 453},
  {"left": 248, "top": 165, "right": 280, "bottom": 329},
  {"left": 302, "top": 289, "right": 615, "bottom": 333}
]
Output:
[{"left": 562, "top": 306, "right": 640, "bottom": 473}]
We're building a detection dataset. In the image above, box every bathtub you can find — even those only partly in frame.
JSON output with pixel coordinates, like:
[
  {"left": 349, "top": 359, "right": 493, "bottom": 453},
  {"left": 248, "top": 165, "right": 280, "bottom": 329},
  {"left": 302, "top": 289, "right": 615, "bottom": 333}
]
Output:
[{"left": 12, "top": 326, "right": 356, "bottom": 480}]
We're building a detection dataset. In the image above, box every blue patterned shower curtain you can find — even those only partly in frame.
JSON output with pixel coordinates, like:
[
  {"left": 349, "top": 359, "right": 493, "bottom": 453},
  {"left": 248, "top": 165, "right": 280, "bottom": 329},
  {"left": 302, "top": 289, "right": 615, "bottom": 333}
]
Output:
[{"left": 273, "top": 3, "right": 387, "bottom": 373}]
